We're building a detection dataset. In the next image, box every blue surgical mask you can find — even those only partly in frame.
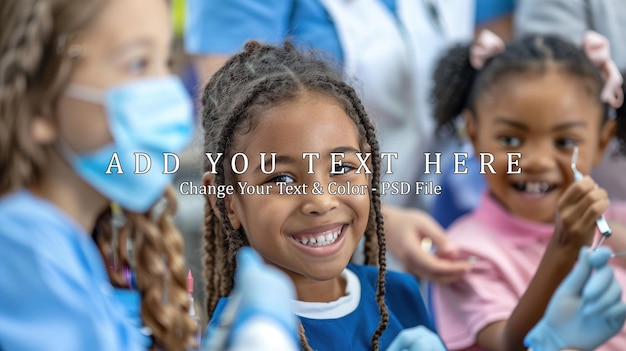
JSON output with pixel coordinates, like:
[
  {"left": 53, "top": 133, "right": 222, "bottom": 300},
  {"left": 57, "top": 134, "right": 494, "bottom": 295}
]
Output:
[{"left": 62, "top": 76, "right": 194, "bottom": 212}]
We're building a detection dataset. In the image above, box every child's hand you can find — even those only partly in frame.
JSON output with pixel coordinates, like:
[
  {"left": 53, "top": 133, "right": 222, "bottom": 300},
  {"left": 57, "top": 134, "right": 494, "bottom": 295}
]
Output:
[
  {"left": 553, "top": 176, "right": 609, "bottom": 251},
  {"left": 524, "top": 246, "right": 626, "bottom": 351}
]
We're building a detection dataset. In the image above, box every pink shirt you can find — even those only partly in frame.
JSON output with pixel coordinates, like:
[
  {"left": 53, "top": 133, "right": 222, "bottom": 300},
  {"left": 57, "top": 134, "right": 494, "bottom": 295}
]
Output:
[{"left": 432, "top": 193, "right": 626, "bottom": 351}]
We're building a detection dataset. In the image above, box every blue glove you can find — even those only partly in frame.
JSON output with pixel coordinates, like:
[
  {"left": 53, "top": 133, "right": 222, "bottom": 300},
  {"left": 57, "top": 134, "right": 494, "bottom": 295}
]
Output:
[
  {"left": 230, "top": 247, "right": 298, "bottom": 341},
  {"left": 203, "top": 247, "right": 299, "bottom": 350},
  {"left": 386, "top": 326, "right": 447, "bottom": 351},
  {"left": 525, "top": 246, "right": 626, "bottom": 351}
]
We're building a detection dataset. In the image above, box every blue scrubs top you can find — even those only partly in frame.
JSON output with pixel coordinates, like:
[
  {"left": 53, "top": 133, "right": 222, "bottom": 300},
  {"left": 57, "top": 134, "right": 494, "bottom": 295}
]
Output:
[
  {"left": 0, "top": 190, "right": 149, "bottom": 351},
  {"left": 476, "top": 0, "right": 516, "bottom": 25},
  {"left": 185, "top": 0, "right": 514, "bottom": 62},
  {"left": 185, "top": 0, "right": 396, "bottom": 63}
]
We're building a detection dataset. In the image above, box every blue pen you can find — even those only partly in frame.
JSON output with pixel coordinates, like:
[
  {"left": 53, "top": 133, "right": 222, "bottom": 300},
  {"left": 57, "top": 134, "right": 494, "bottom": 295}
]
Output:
[{"left": 571, "top": 146, "right": 612, "bottom": 249}]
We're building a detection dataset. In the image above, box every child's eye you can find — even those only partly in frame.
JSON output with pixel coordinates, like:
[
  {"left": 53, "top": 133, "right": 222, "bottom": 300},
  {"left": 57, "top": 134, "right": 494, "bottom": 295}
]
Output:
[
  {"left": 331, "top": 164, "right": 356, "bottom": 175},
  {"left": 128, "top": 57, "right": 149, "bottom": 75},
  {"left": 498, "top": 136, "right": 521, "bottom": 148},
  {"left": 555, "top": 138, "right": 577, "bottom": 149},
  {"left": 269, "top": 174, "right": 295, "bottom": 184}
]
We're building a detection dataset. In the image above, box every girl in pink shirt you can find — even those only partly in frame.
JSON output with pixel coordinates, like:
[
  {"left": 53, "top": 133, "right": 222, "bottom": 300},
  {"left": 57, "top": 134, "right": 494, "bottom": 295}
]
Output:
[{"left": 430, "top": 31, "right": 626, "bottom": 351}]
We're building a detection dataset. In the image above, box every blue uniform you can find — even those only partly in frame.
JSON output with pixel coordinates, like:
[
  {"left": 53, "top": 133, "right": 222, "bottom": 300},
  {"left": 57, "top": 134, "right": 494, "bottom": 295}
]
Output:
[
  {"left": 207, "top": 264, "right": 436, "bottom": 350},
  {"left": 185, "top": 0, "right": 514, "bottom": 61},
  {"left": 475, "top": 0, "right": 515, "bottom": 25},
  {"left": 0, "top": 190, "right": 148, "bottom": 351},
  {"left": 185, "top": 0, "right": 395, "bottom": 63}
]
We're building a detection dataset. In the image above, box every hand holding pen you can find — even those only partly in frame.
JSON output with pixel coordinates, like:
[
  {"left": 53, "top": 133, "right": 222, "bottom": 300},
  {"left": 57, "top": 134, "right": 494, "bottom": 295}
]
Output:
[{"left": 571, "top": 146, "right": 612, "bottom": 250}]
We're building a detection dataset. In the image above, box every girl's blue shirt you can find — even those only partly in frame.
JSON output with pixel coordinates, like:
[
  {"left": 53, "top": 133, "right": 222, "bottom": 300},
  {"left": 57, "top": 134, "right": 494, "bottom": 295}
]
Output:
[
  {"left": 206, "top": 263, "right": 437, "bottom": 350},
  {"left": 0, "top": 190, "right": 149, "bottom": 351}
]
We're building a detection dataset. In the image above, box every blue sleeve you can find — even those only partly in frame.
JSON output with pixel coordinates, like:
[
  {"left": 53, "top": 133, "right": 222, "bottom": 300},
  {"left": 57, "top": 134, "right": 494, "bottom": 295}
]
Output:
[
  {"left": 0, "top": 229, "right": 146, "bottom": 351},
  {"left": 475, "top": 0, "right": 515, "bottom": 25},
  {"left": 185, "top": 0, "right": 295, "bottom": 54},
  {"left": 113, "top": 289, "right": 153, "bottom": 349}
]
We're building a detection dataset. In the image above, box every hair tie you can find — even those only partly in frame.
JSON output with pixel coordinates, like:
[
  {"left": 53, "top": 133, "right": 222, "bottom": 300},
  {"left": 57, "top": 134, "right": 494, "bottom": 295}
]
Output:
[
  {"left": 582, "top": 31, "right": 624, "bottom": 109},
  {"left": 470, "top": 29, "right": 505, "bottom": 70}
]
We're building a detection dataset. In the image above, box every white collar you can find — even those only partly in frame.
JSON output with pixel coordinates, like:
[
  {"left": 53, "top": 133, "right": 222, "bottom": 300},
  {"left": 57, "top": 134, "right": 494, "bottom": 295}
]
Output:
[{"left": 292, "top": 268, "right": 360, "bottom": 319}]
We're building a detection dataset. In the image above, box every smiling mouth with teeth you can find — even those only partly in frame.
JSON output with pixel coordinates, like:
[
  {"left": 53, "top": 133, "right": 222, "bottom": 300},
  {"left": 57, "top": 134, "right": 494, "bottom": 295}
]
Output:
[
  {"left": 292, "top": 226, "right": 344, "bottom": 247},
  {"left": 512, "top": 181, "right": 557, "bottom": 194}
]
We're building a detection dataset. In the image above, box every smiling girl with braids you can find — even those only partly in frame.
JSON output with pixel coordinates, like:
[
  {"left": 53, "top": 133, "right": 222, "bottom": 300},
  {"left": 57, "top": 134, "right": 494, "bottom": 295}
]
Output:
[
  {"left": 431, "top": 30, "right": 626, "bottom": 351},
  {"left": 0, "top": 0, "right": 196, "bottom": 350},
  {"left": 199, "top": 40, "right": 445, "bottom": 351}
]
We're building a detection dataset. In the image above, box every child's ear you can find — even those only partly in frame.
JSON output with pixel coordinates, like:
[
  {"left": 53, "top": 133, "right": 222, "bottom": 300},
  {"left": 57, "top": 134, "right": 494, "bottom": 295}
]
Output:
[
  {"left": 462, "top": 109, "right": 478, "bottom": 147},
  {"left": 202, "top": 172, "right": 219, "bottom": 212},
  {"left": 203, "top": 172, "right": 242, "bottom": 229},
  {"left": 224, "top": 194, "right": 242, "bottom": 230},
  {"left": 31, "top": 115, "right": 57, "bottom": 144},
  {"left": 593, "top": 118, "right": 617, "bottom": 167}
]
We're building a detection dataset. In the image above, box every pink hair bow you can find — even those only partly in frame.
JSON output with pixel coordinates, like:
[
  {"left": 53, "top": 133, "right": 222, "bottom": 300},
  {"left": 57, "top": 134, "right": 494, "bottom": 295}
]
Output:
[
  {"left": 582, "top": 31, "right": 624, "bottom": 109},
  {"left": 470, "top": 29, "right": 505, "bottom": 70}
]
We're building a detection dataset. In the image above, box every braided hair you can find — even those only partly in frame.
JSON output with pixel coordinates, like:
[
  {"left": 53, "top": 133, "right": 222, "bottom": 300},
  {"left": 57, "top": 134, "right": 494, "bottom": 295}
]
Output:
[
  {"left": 201, "top": 40, "right": 389, "bottom": 350},
  {"left": 431, "top": 34, "right": 616, "bottom": 136},
  {"left": 0, "top": 0, "right": 89, "bottom": 192}
]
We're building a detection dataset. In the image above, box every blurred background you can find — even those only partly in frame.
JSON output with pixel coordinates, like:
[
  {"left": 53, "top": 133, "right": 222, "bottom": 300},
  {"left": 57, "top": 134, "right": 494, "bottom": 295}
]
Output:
[{"left": 169, "top": 0, "right": 626, "bottom": 326}]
